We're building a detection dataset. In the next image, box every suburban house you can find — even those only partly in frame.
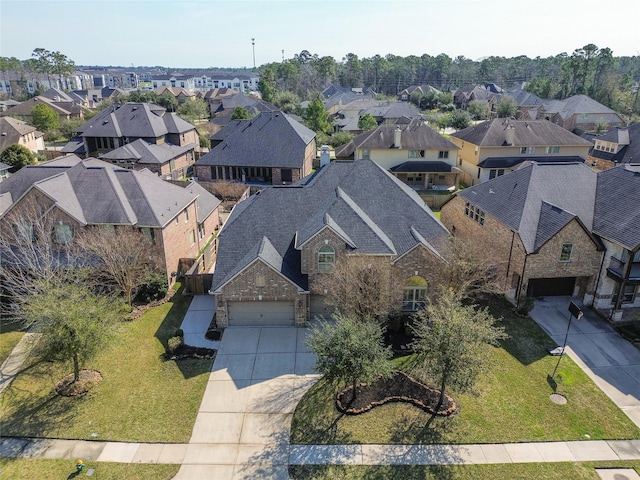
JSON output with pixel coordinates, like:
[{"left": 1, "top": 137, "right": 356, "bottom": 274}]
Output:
[
  {"left": 592, "top": 164, "right": 640, "bottom": 318},
  {"left": 335, "top": 118, "right": 460, "bottom": 190},
  {"left": 99, "top": 138, "right": 196, "bottom": 180},
  {"left": 194, "top": 111, "right": 316, "bottom": 185},
  {"left": 450, "top": 118, "right": 593, "bottom": 185},
  {"left": 454, "top": 84, "right": 503, "bottom": 112},
  {"left": 398, "top": 84, "right": 441, "bottom": 102},
  {"left": 209, "top": 159, "right": 449, "bottom": 327},
  {"left": 67, "top": 102, "right": 198, "bottom": 177},
  {"left": 0, "top": 155, "right": 221, "bottom": 287},
  {"left": 0, "top": 117, "right": 45, "bottom": 155},
  {"left": 440, "top": 162, "right": 604, "bottom": 306},
  {"left": 0, "top": 162, "right": 10, "bottom": 182},
  {"left": 155, "top": 86, "right": 196, "bottom": 104},
  {"left": 201, "top": 89, "right": 276, "bottom": 133},
  {"left": 587, "top": 123, "right": 640, "bottom": 171},
  {"left": 0, "top": 95, "right": 84, "bottom": 123}
]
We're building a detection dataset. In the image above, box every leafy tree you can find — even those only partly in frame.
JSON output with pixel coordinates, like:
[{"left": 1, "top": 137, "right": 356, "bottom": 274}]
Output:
[
  {"left": 435, "top": 113, "right": 452, "bottom": 131},
  {"left": 76, "top": 226, "right": 162, "bottom": 307},
  {"left": 307, "top": 313, "right": 393, "bottom": 402},
  {"left": 496, "top": 96, "right": 518, "bottom": 118},
  {"left": 258, "top": 65, "right": 278, "bottom": 103},
  {"left": 31, "top": 102, "right": 59, "bottom": 132},
  {"left": 230, "top": 106, "right": 251, "bottom": 120},
  {"left": 0, "top": 144, "right": 37, "bottom": 171},
  {"left": 450, "top": 109, "right": 472, "bottom": 130},
  {"left": 177, "top": 98, "right": 209, "bottom": 122},
  {"left": 199, "top": 133, "right": 211, "bottom": 149},
  {"left": 302, "top": 98, "right": 332, "bottom": 134},
  {"left": 156, "top": 91, "right": 178, "bottom": 112},
  {"left": 328, "top": 131, "right": 353, "bottom": 148},
  {"left": 58, "top": 117, "right": 85, "bottom": 140},
  {"left": 467, "top": 100, "right": 489, "bottom": 120},
  {"left": 411, "top": 290, "right": 506, "bottom": 419},
  {"left": 438, "top": 92, "right": 453, "bottom": 105},
  {"left": 594, "top": 118, "right": 609, "bottom": 134},
  {"left": 525, "top": 77, "right": 560, "bottom": 99},
  {"left": 274, "top": 91, "right": 301, "bottom": 114},
  {"left": 357, "top": 113, "right": 377, "bottom": 131}
]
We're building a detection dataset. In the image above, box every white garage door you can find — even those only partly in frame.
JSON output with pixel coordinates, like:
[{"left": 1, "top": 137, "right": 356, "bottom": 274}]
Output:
[{"left": 227, "top": 301, "right": 295, "bottom": 326}]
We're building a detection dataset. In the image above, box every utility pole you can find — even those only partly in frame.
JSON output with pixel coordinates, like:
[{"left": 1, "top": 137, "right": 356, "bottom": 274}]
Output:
[
  {"left": 282, "top": 50, "right": 285, "bottom": 62},
  {"left": 251, "top": 38, "right": 256, "bottom": 69}
]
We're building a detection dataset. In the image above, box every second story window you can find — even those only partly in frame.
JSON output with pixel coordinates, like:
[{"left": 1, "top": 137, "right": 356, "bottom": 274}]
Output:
[
  {"left": 409, "top": 150, "right": 425, "bottom": 158},
  {"left": 438, "top": 151, "right": 449, "bottom": 159},
  {"left": 361, "top": 149, "right": 370, "bottom": 160},
  {"left": 560, "top": 243, "right": 573, "bottom": 262},
  {"left": 318, "top": 245, "right": 335, "bottom": 273},
  {"left": 546, "top": 146, "right": 560, "bottom": 154},
  {"left": 465, "top": 202, "right": 485, "bottom": 225},
  {"left": 54, "top": 223, "right": 73, "bottom": 244}
]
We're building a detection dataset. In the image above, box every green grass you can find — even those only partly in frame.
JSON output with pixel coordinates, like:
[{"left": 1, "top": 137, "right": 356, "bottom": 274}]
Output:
[
  {"left": 289, "top": 461, "right": 640, "bottom": 480},
  {"left": 0, "top": 318, "right": 26, "bottom": 366},
  {"left": 0, "top": 283, "right": 213, "bottom": 442},
  {"left": 290, "top": 295, "right": 640, "bottom": 445},
  {"left": 0, "top": 458, "right": 178, "bottom": 480}
]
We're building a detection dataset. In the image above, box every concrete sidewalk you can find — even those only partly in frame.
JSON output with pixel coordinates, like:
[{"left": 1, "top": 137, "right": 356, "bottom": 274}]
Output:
[
  {"left": 180, "top": 294, "right": 219, "bottom": 349},
  {"left": 0, "top": 331, "right": 39, "bottom": 394},
  {"left": 530, "top": 296, "right": 640, "bottom": 429}
]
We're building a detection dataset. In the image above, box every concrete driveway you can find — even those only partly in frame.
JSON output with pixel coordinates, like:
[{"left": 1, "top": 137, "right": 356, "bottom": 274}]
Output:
[
  {"left": 530, "top": 296, "right": 640, "bottom": 428},
  {"left": 173, "top": 326, "right": 320, "bottom": 480}
]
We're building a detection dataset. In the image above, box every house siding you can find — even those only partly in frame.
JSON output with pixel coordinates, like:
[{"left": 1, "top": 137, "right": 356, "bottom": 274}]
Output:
[{"left": 157, "top": 201, "right": 201, "bottom": 285}]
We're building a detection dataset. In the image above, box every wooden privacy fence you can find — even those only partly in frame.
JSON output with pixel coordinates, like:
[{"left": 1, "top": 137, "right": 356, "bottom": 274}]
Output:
[{"left": 182, "top": 237, "right": 217, "bottom": 295}]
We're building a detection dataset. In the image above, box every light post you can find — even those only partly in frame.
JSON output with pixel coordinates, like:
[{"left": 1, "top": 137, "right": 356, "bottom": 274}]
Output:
[
  {"left": 550, "top": 301, "right": 583, "bottom": 380},
  {"left": 251, "top": 38, "right": 256, "bottom": 69}
]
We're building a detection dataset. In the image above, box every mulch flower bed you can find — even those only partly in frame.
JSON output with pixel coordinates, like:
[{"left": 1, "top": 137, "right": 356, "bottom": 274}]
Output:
[
  {"left": 55, "top": 369, "right": 103, "bottom": 397},
  {"left": 336, "top": 371, "right": 457, "bottom": 416},
  {"left": 164, "top": 344, "right": 216, "bottom": 360}
]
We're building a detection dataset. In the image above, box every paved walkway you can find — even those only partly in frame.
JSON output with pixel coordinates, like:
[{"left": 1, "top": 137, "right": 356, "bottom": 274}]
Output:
[
  {"left": 0, "top": 330, "right": 39, "bottom": 395},
  {"left": 530, "top": 296, "right": 640, "bottom": 428}
]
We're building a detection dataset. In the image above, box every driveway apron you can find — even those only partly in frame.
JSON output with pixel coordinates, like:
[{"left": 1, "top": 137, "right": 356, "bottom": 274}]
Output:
[
  {"left": 173, "top": 326, "right": 319, "bottom": 480},
  {"left": 530, "top": 296, "right": 640, "bottom": 428}
]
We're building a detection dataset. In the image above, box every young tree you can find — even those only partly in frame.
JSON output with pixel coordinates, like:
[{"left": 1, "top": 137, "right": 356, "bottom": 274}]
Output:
[
  {"left": 177, "top": 98, "right": 209, "bottom": 122},
  {"left": 258, "top": 65, "right": 278, "bottom": 103},
  {"left": 357, "top": 113, "right": 377, "bottom": 131},
  {"left": 75, "top": 226, "right": 162, "bottom": 307},
  {"left": 307, "top": 313, "right": 393, "bottom": 402},
  {"left": 328, "top": 131, "right": 353, "bottom": 148},
  {"left": 156, "top": 91, "right": 178, "bottom": 112},
  {"left": 303, "top": 98, "right": 332, "bottom": 134},
  {"left": 467, "top": 100, "right": 489, "bottom": 120},
  {"left": 230, "top": 106, "right": 251, "bottom": 120},
  {"left": 31, "top": 102, "right": 59, "bottom": 133},
  {"left": 411, "top": 289, "right": 506, "bottom": 419},
  {"left": 274, "top": 91, "right": 301, "bottom": 115},
  {"left": 0, "top": 144, "right": 38, "bottom": 171},
  {"left": 496, "top": 96, "right": 518, "bottom": 118},
  {"left": 315, "top": 255, "right": 403, "bottom": 323},
  {"left": 450, "top": 109, "right": 472, "bottom": 130}
]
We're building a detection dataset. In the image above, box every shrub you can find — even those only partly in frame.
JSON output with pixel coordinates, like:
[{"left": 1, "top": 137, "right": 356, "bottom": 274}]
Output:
[
  {"left": 175, "top": 328, "right": 184, "bottom": 338},
  {"left": 136, "top": 273, "right": 168, "bottom": 303},
  {"left": 515, "top": 296, "right": 535, "bottom": 316},
  {"left": 167, "top": 336, "right": 183, "bottom": 355}
]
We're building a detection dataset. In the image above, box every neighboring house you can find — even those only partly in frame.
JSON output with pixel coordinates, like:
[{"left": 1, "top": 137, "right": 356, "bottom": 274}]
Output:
[
  {"left": 69, "top": 102, "right": 198, "bottom": 163},
  {"left": 0, "top": 155, "right": 221, "bottom": 287},
  {"left": 39, "top": 87, "right": 89, "bottom": 109},
  {"left": 454, "top": 85, "right": 503, "bottom": 111},
  {"left": 151, "top": 74, "right": 196, "bottom": 92},
  {"left": 335, "top": 118, "right": 460, "bottom": 189},
  {"left": 195, "top": 111, "right": 316, "bottom": 185},
  {"left": 0, "top": 162, "right": 10, "bottom": 182},
  {"left": 202, "top": 89, "right": 276, "bottom": 133},
  {"left": 155, "top": 86, "right": 196, "bottom": 103},
  {"left": 592, "top": 164, "right": 640, "bottom": 317},
  {"left": 0, "top": 99, "right": 21, "bottom": 112},
  {"left": 0, "top": 95, "right": 83, "bottom": 123},
  {"left": 99, "top": 138, "right": 196, "bottom": 180},
  {"left": 0, "top": 117, "right": 45, "bottom": 154},
  {"left": 359, "top": 103, "right": 422, "bottom": 126},
  {"left": 192, "top": 71, "right": 260, "bottom": 93},
  {"left": 450, "top": 118, "right": 592, "bottom": 185},
  {"left": 587, "top": 123, "right": 640, "bottom": 170},
  {"left": 210, "top": 159, "right": 448, "bottom": 327},
  {"left": 398, "top": 84, "right": 441, "bottom": 102},
  {"left": 440, "top": 162, "right": 604, "bottom": 305}
]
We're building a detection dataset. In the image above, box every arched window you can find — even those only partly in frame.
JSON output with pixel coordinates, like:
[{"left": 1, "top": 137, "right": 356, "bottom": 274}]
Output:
[
  {"left": 318, "top": 246, "right": 335, "bottom": 273},
  {"left": 402, "top": 276, "right": 427, "bottom": 311}
]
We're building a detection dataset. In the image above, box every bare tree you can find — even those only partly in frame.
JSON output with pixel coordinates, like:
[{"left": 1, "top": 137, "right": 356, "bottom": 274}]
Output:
[
  {"left": 316, "top": 255, "right": 403, "bottom": 323},
  {"left": 208, "top": 180, "right": 248, "bottom": 203},
  {"left": 75, "top": 226, "right": 161, "bottom": 307}
]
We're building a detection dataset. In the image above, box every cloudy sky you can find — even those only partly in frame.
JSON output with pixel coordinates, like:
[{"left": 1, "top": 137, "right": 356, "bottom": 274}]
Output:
[{"left": 2, "top": 0, "right": 638, "bottom": 68}]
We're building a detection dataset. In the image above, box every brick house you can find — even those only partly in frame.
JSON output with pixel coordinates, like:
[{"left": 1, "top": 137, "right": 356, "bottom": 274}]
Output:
[
  {"left": 210, "top": 159, "right": 448, "bottom": 327},
  {"left": 450, "top": 118, "right": 592, "bottom": 185},
  {"left": 0, "top": 116, "right": 45, "bottom": 155},
  {"left": 440, "top": 162, "right": 606, "bottom": 305},
  {"left": 335, "top": 119, "right": 461, "bottom": 190},
  {"left": 0, "top": 155, "right": 221, "bottom": 287},
  {"left": 195, "top": 111, "right": 316, "bottom": 186},
  {"left": 587, "top": 123, "right": 640, "bottom": 171}
]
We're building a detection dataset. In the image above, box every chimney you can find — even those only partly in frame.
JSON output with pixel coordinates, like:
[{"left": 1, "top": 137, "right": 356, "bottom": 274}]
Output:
[
  {"left": 505, "top": 124, "right": 515, "bottom": 146},
  {"left": 320, "top": 145, "right": 330, "bottom": 168},
  {"left": 394, "top": 127, "right": 402, "bottom": 149}
]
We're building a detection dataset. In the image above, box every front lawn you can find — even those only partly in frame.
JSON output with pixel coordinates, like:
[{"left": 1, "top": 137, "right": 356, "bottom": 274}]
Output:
[
  {"left": 0, "top": 458, "right": 178, "bottom": 480},
  {"left": 0, "top": 284, "right": 213, "bottom": 442},
  {"left": 289, "top": 461, "right": 640, "bottom": 480},
  {"left": 0, "top": 318, "right": 26, "bottom": 366},
  {"left": 290, "top": 296, "right": 640, "bottom": 445}
]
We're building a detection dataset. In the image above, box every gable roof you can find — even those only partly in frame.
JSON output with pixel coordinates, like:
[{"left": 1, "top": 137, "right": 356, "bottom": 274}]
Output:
[
  {"left": 589, "top": 123, "right": 640, "bottom": 165},
  {"left": 77, "top": 102, "right": 195, "bottom": 139},
  {"left": 593, "top": 164, "right": 640, "bottom": 250},
  {"left": 0, "top": 117, "right": 42, "bottom": 151},
  {"left": 100, "top": 138, "right": 195, "bottom": 165},
  {"left": 211, "top": 159, "right": 448, "bottom": 293},
  {"left": 195, "top": 111, "right": 315, "bottom": 169},
  {"left": 345, "top": 118, "right": 459, "bottom": 151},
  {"left": 456, "top": 162, "right": 598, "bottom": 253},
  {"left": 451, "top": 118, "right": 592, "bottom": 147},
  {"left": 0, "top": 158, "right": 217, "bottom": 228}
]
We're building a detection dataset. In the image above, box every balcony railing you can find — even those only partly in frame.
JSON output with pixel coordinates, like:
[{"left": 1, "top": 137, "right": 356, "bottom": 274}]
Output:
[{"left": 607, "top": 256, "right": 640, "bottom": 282}]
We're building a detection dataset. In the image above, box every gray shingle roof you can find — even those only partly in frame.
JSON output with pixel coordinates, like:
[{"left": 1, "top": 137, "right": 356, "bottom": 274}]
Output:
[
  {"left": 451, "top": 118, "right": 592, "bottom": 147},
  {"left": 0, "top": 158, "right": 218, "bottom": 228},
  {"left": 589, "top": 123, "right": 640, "bottom": 165},
  {"left": 457, "top": 162, "right": 598, "bottom": 253},
  {"left": 100, "top": 138, "right": 195, "bottom": 165},
  {"left": 347, "top": 118, "right": 459, "bottom": 151},
  {"left": 390, "top": 161, "right": 454, "bottom": 173},
  {"left": 195, "top": 111, "right": 315, "bottom": 169},
  {"left": 593, "top": 164, "right": 640, "bottom": 250},
  {"left": 211, "top": 160, "right": 448, "bottom": 292},
  {"left": 477, "top": 156, "right": 586, "bottom": 169}
]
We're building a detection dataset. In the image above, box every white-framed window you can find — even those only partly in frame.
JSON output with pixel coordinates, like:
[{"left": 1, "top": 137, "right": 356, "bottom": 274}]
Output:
[
  {"left": 318, "top": 245, "right": 335, "bottom": 273},
  {"left": 54, "top": 224, "right": 73, "bottom": 244},
  {"left": 140, "top": 227, "right": 155, "bottom": 244},
  {"left": 189, "top": 230, "right": 195, "bottom": 245},
  {"left": 489, "top": 169, "right": 505, "bottom": 179},
  {"left": 198, "top": 223, "right": 205, "bottom": 239},
  {"left": 546, "top": 146, "right": 560, "bottom": 154},
  {"left": 184, "top": 208, "right": 189, "bottom": 222},
  {"left": 255, "top": 273, "right": 266, "bottom": 288},
  {"left": 361, "top": 149, "right": 370, "bottom": 160},
  {"left": 520, "top": 146, "right": 535, "bottom": 154},
  {"left": 409, "top": 150, "right": 425, "bottom": 158},
  {"left": 560, "top": 243, "right": 573, "bottom": 262},
  {"left": 402, "top": 276, "right": 427, "bottom": 311},
  {"left": 612, "top": 284, "right": 636, "bottom": 305},
  {"left": 465, "top": 202, "right": 485, "bottom": 225},
  {"left": 438, "top": 150, "right": 449, "bottom": 159}
]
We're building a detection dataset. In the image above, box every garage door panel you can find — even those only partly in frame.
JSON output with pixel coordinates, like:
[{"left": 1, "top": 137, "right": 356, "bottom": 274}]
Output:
[
  {"left": 527, "top": 277, "right": 576, "bottom": 297},
  {"left": 228, "top": 301, "right": 295, "bottom": 326}
]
